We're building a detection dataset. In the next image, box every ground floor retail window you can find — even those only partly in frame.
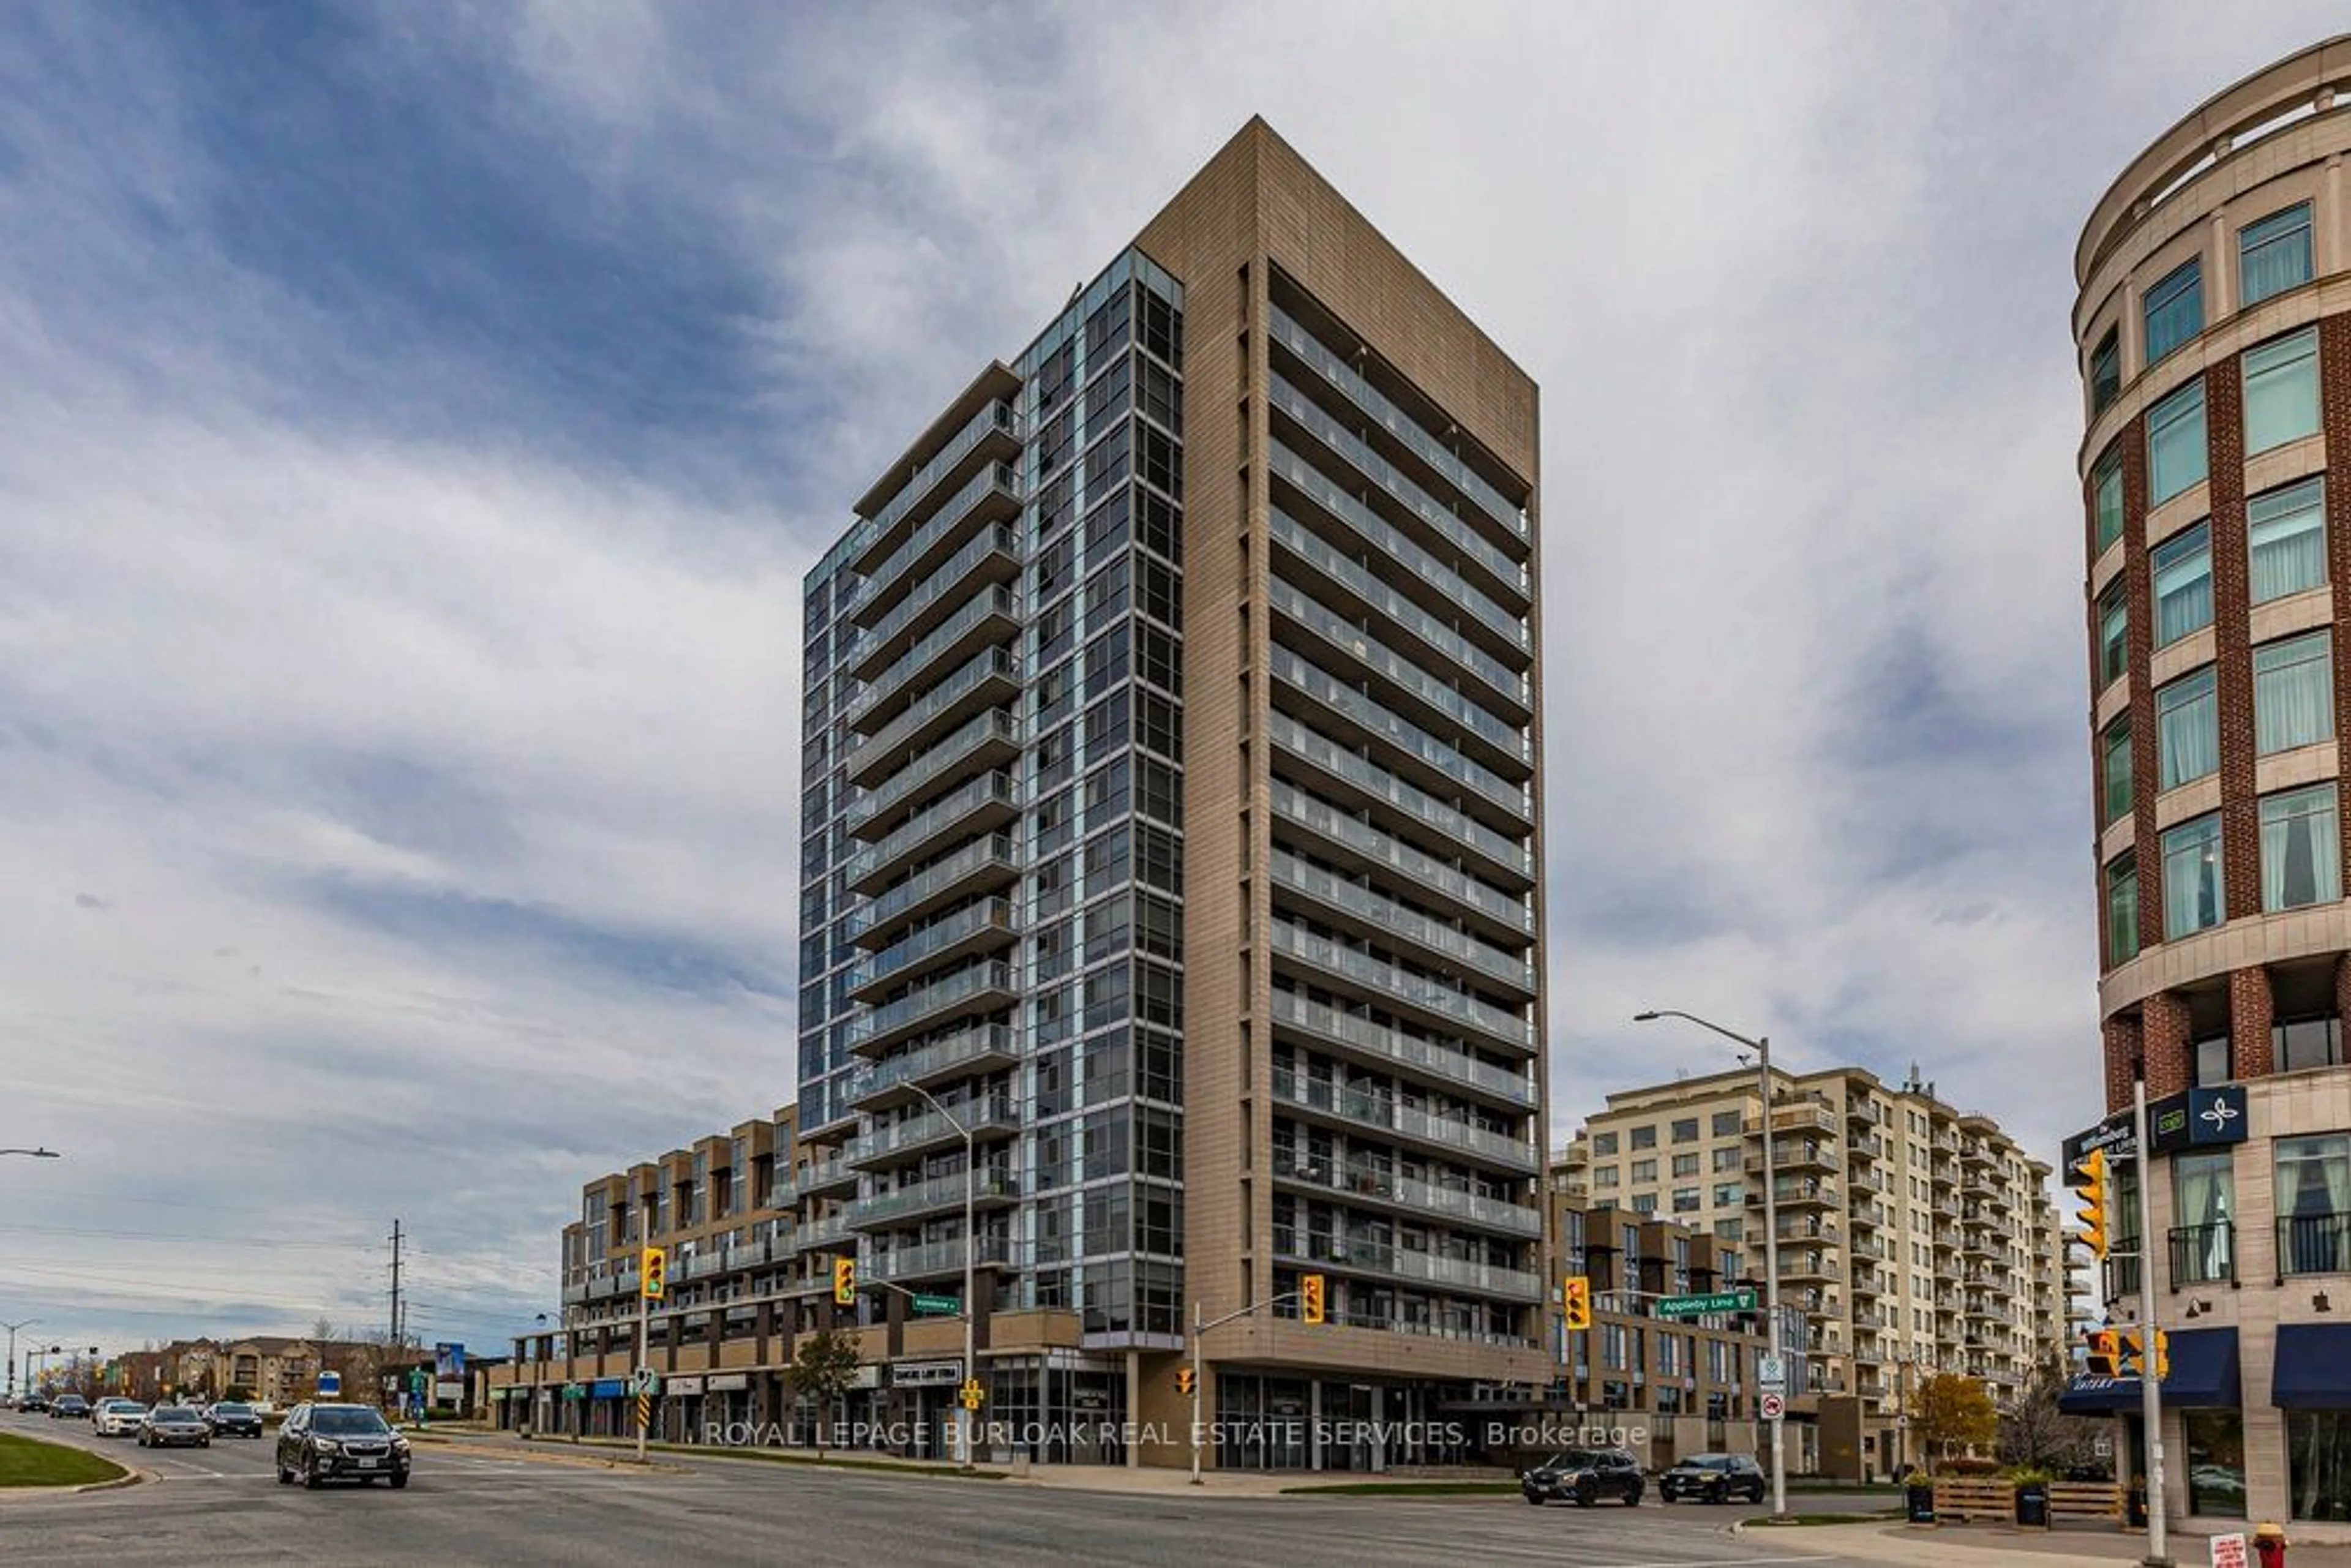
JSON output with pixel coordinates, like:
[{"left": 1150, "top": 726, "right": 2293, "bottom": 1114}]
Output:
[
  {"left": 2291, "top": 1410, "right": 2351, "bottom": 1521},
  {"left": 2183, "top": 1409, "right": 2244, "bottom": 1517}
]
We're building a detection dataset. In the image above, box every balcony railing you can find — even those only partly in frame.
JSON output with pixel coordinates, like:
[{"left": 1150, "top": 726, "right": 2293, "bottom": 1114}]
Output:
[
  {"left": 853, "top": 400, "right": 1021, "bottom": 573},
  {"left": 1267, "top": 441, "right": 1527, "bottom": 651},
  {"left": 1267, "top": 919, "right": 1533, "bottom": 1053},
  {"left": 852, "top": 527, "right": 1022, "bottom": 679},
  {"left": 1269, "top": 989, "right": 1535, "bottom": 1108},
  {"left": 852, "top": 710, "right": 1022, "bottom": 828},
  {"left": 2278, "top": 1213, "right": 2351, "bottom": 1278},
  {"left": 1273, "top": 1227, "right": 1543, "bottom": 1301},
  {"left": 844, "top": 1096, "right": 1020, "bottom": 1166},
  {"left": 857, "top": 462, "right": 1021, "bottom": 617},
  {"left": 1270, "top": 780, "right": 1531, "bottom": 936},
  {"left": 849, "top": 898, "right": 1016, "bottom": 996},
  {"left": 856, "top": 832, "right": 1019, "bottom": 939},
  {"left": 844, "top": 961, "right": 1016, "bottom": 1054},
  {"left": 1270, "top": 1065, "right": 1537, "bottom": 1172},
  {"left": 1266, "top": 304, "right": 1526, "bottom": 540},
  {"left": 869, "top": 1232, "right": 1014, "bottom": 1281},
  {"left": 1271, "top": 647, "right": 1528, "bottom": 819},
  {"left": 1269, "top": 1148, "right": 1542, "bottom": 1237},
  {"left": 1269, "top": 577, "right": 1529, "bottom": 765},
  {"left": 850, "top": 583, "right": 1021, "bottom": 727},
  {"left": 1266, "top": 711, "right": 1531, "bottom": 881},
  {"left": 847, "top": 771, "right": 1019, "bottom": 884},
  {"left": 2169, "top": 1221, "right": 2237, "bottom": 1286},
  {"left": 1269, "top": 850, "right": 1533, "bottom": 991},
  {"left": 846, "top": 647, "right": 1022, "bottom": 784},
  {"left": 848, "top": 1169, "right": 1021, "bottom": 1231},
  {"left": 850, "top": 1024, "right": 1019, "bottom": 1095}
]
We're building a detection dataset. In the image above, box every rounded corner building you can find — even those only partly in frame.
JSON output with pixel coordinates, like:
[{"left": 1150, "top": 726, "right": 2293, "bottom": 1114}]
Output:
[{"left": 2074, "top": 36, "right": 2351, "bottom": 1527}]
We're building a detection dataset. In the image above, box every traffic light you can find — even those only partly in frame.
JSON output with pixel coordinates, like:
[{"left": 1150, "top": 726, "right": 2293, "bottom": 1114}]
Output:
[
  {"left": 1176, "top": 1367, "right": 1195, "bottom": 1396},
  {"left": 833, "top": 1256, "right": 857, "bottom": 1307},
  {"left": 2117, "top": 1329, "right": 2143, "bottom": 1377},
  {"left": 2070, "top": 1149, "right": 2109, "bottom": 1260},
  {"left": 1300, "top": 1273, "right": 1326, "bottom": 1326},
  {"left": 2087, "top": 1329, "right": 2119, "bottom": 1377},
  {"left": 1562, "top": 1275, "right": 1592, "bottom": 1332},
  {"left": 2153, "top": 1329, "right": 2170, "bottom": 1381},
  {"left": 640, "top": 1245, "right": 667, "bottom": 1301}
]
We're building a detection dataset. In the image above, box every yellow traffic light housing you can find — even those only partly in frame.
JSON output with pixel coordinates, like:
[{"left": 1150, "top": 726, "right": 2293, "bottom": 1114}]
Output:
[
  {"left": 640, "top": 1245, "right": 667, "bottom": 1301},
  {"left": 2070, "top": 1149, "right": 2110, "bottom": 1260},
  {"left": 1176, "top": 1367, "right": 1195, "bottom": 1396},
  {"left": 1300, "top": 1274, "right": 1326, "bottom": 1326},
  {"left": 2116, "top": 1329, "right": 2142, "bottom": 1378},
  {"left": 2153, "top": 1329, "right": 2170, "bottom": 1381},
  {"left": 1562, "top": 1275, "right": 1592, "bottom": 1332},
  {"left": 2087, "top": 1329, "right": 2119, "bottom": 1377},
  {"left": 832, "top": 1255, "right": 857, "bottom": 1307}
]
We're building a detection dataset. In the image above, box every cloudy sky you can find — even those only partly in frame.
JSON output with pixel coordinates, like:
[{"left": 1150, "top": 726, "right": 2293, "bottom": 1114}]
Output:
[{"left": 1, "top": 2, "right": 2342, "bottom": 1357}]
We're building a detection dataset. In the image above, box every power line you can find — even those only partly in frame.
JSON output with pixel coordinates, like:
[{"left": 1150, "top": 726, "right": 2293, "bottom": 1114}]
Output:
[{"left": 0, "top": 1221, "right": 373, "bottom": 1251}]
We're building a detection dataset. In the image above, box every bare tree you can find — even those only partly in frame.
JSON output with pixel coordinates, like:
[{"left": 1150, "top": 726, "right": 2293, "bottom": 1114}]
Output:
[{"left": 1999, "top": 1357, "right": 2104, "bottom": 1474}]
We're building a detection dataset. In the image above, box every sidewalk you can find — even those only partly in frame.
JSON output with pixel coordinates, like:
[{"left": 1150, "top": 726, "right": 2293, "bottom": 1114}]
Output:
[{"left": 1757, "top": 1520, "right": 2351, "bottom": 1566}]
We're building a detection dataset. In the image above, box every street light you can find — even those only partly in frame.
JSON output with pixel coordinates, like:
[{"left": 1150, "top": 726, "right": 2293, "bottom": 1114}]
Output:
[
  {"left": 0, "top": 1149, "right": 61, "bottom": 1159},
  {"left": 1, "top": 1321, "right": 34, "bottom": 1401},
  {"left": 902, "top": 1082, "right": 978, "bottom": 1473},
  {"left": 1636, "top": 1008, "right": 1787, "bottom": 1520}
]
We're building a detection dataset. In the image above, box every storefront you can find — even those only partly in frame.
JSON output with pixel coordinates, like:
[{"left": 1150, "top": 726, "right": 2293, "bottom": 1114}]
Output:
[
  {"left": 2060, "top": 1329, "right": 2243, "bottom": 1518},
  {"left": 2273, "top": 1322, "right": 2351, "bottom": 1521},
  {"left": 1213, "top": 1373, "right": 1473, "bottom": 1472},
  {"left": 979, "top": 1353, "right": 1127, "bottom": 1464}
]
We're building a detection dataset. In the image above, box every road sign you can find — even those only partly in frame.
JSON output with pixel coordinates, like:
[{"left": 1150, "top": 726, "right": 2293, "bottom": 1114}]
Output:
[
  {"left": 563, "top": 1384, "right": 586, "bottom": 1401},
  {"left": 959, "top": 1378, "right": 984, "bottom": 1411},
  {"left": 629, "top": 1367, "right": 659, "bottom": 1397},
  {"left": 911, "top": 1293, "right": 961, "bottom": 1316},
  {"left": 408, "top": 1368, "right": 428, "bottom": 1394},
  {"left": 1761, "top": 1392, "right": 1785, "bottom": 1422},
  {"left": 1657, "top": 1289, "right": 1757, "bottom": 1318},
  {"left": 317, "top": 1370, "right": 342, "bottom": 1397},
  {"left": 1757, "top": 1354, "right": 1785, "bottom": 1390}
]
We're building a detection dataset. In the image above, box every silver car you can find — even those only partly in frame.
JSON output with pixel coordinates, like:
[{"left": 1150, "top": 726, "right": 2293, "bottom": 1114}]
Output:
[{"left": 138, "top": 1405, "right": 211, "bottom": 1448}]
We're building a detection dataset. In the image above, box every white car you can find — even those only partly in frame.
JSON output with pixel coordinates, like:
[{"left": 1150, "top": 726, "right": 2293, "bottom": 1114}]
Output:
[{"left": 92, "top": 1399, "right": 149, "bottom": 1438}]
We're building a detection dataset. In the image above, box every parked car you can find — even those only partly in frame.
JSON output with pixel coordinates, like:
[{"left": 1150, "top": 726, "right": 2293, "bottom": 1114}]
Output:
[
  {"left": 1660, "top": 1452, "right": 1767, "bottom": 1504},
  {"left": 203, "top": 1401, "right": 263, "bottom": 1438},
  {"left": 138, "top": 1406, "right": 211, "bottom": 1448},
  {"left": 50, "top": 1395, "right": 89, "bottom": 1420},
  {"left": 276, "top": 1402, "right": 410, "bottom": 1490},
  {"left": 1521, "top": 1448, "right": 1645, "bottom": 1507},
  {"left": 92, "top": 1400, "right": 149, "bottom": 1438}
]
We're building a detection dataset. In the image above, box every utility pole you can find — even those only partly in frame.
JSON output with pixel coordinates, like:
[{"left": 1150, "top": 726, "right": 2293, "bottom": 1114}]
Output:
[
  {"left": 2132, "top": 1080, "right": 2170, "bottom": 1568},
  {"left": 388, "top": 1218, "right": 404, "bottom": 1413},
  {"left": 1, "top": 1320, "right": 33, "bottom": 1401}
]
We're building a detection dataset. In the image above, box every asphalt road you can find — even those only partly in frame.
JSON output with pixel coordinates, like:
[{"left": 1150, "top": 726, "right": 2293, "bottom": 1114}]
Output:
[{"left": 1, "top": 1411, "right": 1858, "bottom": 1567}]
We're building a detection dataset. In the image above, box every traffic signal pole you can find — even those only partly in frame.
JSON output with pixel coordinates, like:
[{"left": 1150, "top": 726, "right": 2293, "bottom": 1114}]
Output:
[
  {"left": 634, "top": 1274, "right": 650, "bottom": 1465},
  {"left": 2132, "top": 1079, "right": 2170, "bottom": 1567},
  {"left": 1187, "top": 1287, "right": 1304, "bottom": 1485}
]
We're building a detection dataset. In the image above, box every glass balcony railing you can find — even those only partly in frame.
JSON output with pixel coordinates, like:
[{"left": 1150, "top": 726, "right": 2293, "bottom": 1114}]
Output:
[
  {"left": 1270, "top": 850, "right": 1533, "bottom": 991},
  {"left": 849, "top": 647, "right": 1022, "bottom": 776},
  {"left": 1270, "top": 1148, "right": 1542, "bottom": 1237},
  {"left": 850, "top": 1024, "right": 1018, "bottom": 1094},
  {"left": 1269, "top": 441, "right": 1526, "bottom": 651},
  {"left": 848, "top": 771, "right": 1018, "bottom": 883},
  {"left": 849, "top": 898, "right": 1016, "bottom": 994},
  {"left": 868, "top": 1232, "right": 1015, "bottom": 1281},
  {"left": 1269, "top": 373, "right": 1528, "bottom": 601},
  {"left": 1267, "top": 509, "right": 1527, "bottom": 710},
  {"left": 856, "top": 833, "right": 1019, "bottom": 937},
  {"left": 787, "top": 1214, "right": 853, "bottom": 1253},
  {"left": 850, "top": 585, "right": 1021, "bottom": 728},
  {"left": 1266, "top": 305, "right": 1526, "bottom": 540},
  {"left": 1269, "top": 579, "right": 1529, "bottom": 765},
  {"left": 1269, "top": 919, "right": 1532, "bottom": 1052},
  {"left": 853, "top": 527, "right": 1022, "bottom": 676},
  {"left": 1270, "top": 780, "right": 1531, "bottom": 935},
  {"left": 853, "top": 710, "right": 1022, "bottom": 827},
  {"left": 853, "top": 400, "right": 1021, "bottom": 572},
  {"left": 1267, "top": 711, "right": 1530, "bottom": 878},
  {"left": 858, "top": 461, "right": 1021, "bottom": 615},
  {"left": 845, "top": 1095, "right": 1020, "bottom": 1165},
  {"left": 849, "top": 1169, "right": 1021, "bottom": 1230},
  {"left": 1270, "top": 1063, "right": 1537, "bottom": 1171},
  {"left": 1270, "top": 647, "right": 1528, "bottom": 820},
  {"left": 1272, "top": 1226, "right": 1542, "bottom": 1300},
  {"left": 844, "top": 962, "right": 1016, "bottom": 1052},
  {"left": 1269, "top": 989, "right": 1535, "bottom": 1106}
]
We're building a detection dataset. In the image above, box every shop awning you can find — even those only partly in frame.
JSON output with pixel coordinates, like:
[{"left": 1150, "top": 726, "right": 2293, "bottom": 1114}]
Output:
[
  {"left": 2056, "top": 1327, "right": 2239, "bottom": 1412},
  {"left": 590, "top": 1378, "right": 625, "bottom": 1397},
  {"left": 2272, "top": 1324, "right": 2351, "bottom": 1408}
]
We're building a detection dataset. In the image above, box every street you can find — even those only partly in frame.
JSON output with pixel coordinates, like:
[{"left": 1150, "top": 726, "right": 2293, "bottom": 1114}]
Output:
[{"left": 0, "top": 1412, "right": 1858, "bottom": 1567}]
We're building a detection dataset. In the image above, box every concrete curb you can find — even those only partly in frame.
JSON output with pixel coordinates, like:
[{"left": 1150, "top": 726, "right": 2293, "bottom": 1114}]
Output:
[
  {"left": 411, "top": 1435, "right": 689, "bottom": 1475},
  {"left": 0, "top": 1465, "right": 144, "bottom": 1502}
]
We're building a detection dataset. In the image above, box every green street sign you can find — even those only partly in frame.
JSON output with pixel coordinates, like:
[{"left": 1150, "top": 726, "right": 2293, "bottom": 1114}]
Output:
[
  {"left": 1657, "top": 1289, "right": 1758, "bottom": 1318},
  {"left": 911, "top": 1293, "right": 961, "bottom": 1316},
  {"left": 562, "top": 1384, "right": 585, "bottom": 1400}
]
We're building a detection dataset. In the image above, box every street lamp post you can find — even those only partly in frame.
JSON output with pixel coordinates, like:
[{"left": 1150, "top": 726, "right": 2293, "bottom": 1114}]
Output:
[
  {"left": 1637, "top": 1008, "right": 1787, "bottom": 1520},
  {"left": 904, "top": 1083, "right": 978, "bottom": 1472},
  {"left": 1, "top": 1321, "right": 34, "bottom": 1401}
]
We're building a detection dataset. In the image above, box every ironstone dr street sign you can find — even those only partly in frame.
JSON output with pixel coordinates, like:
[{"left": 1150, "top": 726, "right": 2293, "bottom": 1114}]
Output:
[
  {"left": 911, "top": 1293, "right": 961, "bottom": 1316},
  {"left": 1657, "top": 1289, "right": 1758, "bottom": 1318}
]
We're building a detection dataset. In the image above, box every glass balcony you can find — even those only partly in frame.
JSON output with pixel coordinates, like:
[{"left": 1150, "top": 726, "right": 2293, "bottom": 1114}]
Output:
[
  {"left": 850, "top": 527, "right": 1022, "bottom": 682},
  {"left": 1270, "top": 1063, "right": 1537, "bottom": 1172},
  {"left": 1267, "top": 510, "right": 1528, "bottom": 715},
  {"left": 1270, "top": 780, "right": 1531, "bottom": 939},
  {"left": 1268, "top": 441, "right": 1527, "bottom": 652},
  {"left": 1266, "top": 711, "right": 1530, "bottom": 885},
  {"left": 1266, "top": 304, "right": 1526, "bottom": 541},
  {"left": 850, "top": 399, "right": 1021, "bottom": 576},
  {"left": 847, "top": 1168, "right": 1022, "bottom": 1231},
  {"left": 850, "top": 583, "right": 1022, "bottom": 731},
  {"left": 846, "top": 648, "right": 1022, "bottom": 787},
  {"left": 1268, "top": 918, "right": 1533, "bottom": 1056},
  {"left": 1269, "top": 578, "right": 1530, "bottom": 769},
  {"left": 843, "top": 961, "right": 1018, "bottom": 1057},
  {"left": 868, "top": 1232, "right": 1015, "bottom": 1281},
  {"left": 855, "top": 461, "right": 1022, "bottom": 623},
  {"left": 1267, "top": 373, "right": 1528, "bottom": 603},
  {"left": 846, "top": 771, "right": 1019, "bottom": 888},
  {"left": 1269, "top": 849, "right": 1534, "bottom": 994},
  {"left": 1745, "top": 1104, "right": 1837, "bottom": 1139},
  {"left": 847, "top": 898, "right": 1017, "bottom": 1002},
  {"left": 787, "top": 1213, "right": 855, "bottom": 1254},
  {"left": 1269, "top": 988, "right": 1535, "bottom": 1107},
  {"left": 1270, "top": 647, "right": 1529, "bottom": 822},
  {"left": 1269, "top": 1147, "right": 1541, "bottom": 1237},
  {"left": 798, "top": 1155, "right": 857, "bottom": 1198},
  {"left": 844, "top": 1095, "right": 1021, "bottom": 1169},
  {"left": 853, "top": 832, "right": 1020, "bottom": 943},
  {"left": 1271, "top": 1226, "right": 1543, "bottom": 1301},
  {"left": 850, "top": 710, "right": 1022, "bottom": 830},
  {"left": 849, "top": 1022, "right": 1020, "bottom": 1094}
]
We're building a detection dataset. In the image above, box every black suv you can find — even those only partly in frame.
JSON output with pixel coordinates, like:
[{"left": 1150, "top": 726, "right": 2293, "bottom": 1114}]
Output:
[
  {"left": 1660, "top": 1451, "right": 1766, "bottom": 1504},
  {"left": 276, "top": 1402, "right": 411, "bottom": 1490},
  {"left": 1521, "top": 1448, "right": 1644, "bottom": 1507},
  {"left": 50, "top": 1395, "right": 89, "bottom": 1420}
]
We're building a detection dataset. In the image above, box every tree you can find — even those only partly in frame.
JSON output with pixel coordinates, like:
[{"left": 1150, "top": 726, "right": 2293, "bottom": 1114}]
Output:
[
  {"left": 784, "top": 1329, "right": 861, "bottom": 1449},
  {"left": 1911, "top": 1373, "right": 1999, "bottom": 1472},
  {"left": 2000, "top": 1357, "right": 2104, "bottom": 1474}
]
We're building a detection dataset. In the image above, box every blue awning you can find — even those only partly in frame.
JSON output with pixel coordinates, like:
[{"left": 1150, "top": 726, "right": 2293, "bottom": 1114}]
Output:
[
  {"left": 2273, "top": 1324, "right": 2351, "bottom": 1408},
  {"left": 590, "top": 1378, "right": 626, "bottom": 1397},
  {"left": 2057, "top": 1327, "right": 2239, "bottom": 1412}
]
